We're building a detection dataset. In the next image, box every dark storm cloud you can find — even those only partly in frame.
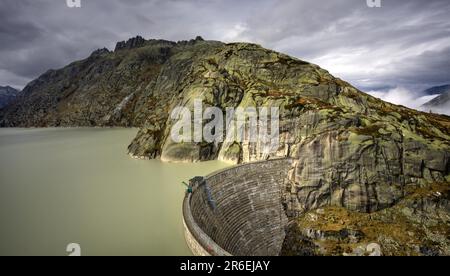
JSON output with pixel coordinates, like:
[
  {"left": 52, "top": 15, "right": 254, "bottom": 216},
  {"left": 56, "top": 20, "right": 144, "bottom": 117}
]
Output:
[
  {"left": 236, "top": 0, "right": 450, "bottom": 91},
  {"left": 0, "top": 0, "right": 449, "bottom": 97},
  {"left": 0, "top": 4, "right": 43, "bottom": 51}
]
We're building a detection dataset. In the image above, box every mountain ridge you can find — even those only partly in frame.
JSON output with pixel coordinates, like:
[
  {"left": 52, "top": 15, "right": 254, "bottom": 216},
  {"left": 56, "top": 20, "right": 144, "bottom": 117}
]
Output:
[
  {"left": 0, "top": 86, "right": 20, "bottom": 110},
  {"left": 422, "top": 88, "right": 450, "bottom": 115},
  {"left": 423, "top": 84, "right": 450, "bottom": 96}
]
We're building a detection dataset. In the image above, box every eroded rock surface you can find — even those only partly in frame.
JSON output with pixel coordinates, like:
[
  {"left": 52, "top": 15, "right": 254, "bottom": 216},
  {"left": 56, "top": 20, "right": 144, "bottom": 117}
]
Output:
[{"left": 281, "top": 182, "right": 450, "bottom": 256}]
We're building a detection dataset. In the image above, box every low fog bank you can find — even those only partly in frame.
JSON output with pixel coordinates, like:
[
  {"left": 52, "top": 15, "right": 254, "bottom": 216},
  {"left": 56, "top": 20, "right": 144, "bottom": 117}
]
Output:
[{"left": 367, "top": 87, "right": 449, "bottom": 116}]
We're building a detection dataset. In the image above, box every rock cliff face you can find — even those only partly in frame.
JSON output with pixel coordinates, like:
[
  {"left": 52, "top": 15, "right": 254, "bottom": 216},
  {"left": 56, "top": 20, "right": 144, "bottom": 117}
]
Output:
[
  {"left": 0, "top": 86, "right": 19, "bottom": 110},
  {"left": 1, "top": 36, "right": 449, "bottom": 255},
  {"left": 282, "top": 181, "right": 450, "bottom": 256}
]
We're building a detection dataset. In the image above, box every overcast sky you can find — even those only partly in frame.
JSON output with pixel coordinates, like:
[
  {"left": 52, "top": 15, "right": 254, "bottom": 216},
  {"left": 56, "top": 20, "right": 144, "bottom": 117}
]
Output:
[{"left": 1, "top": 0, "right": 449, "bottom": 97}]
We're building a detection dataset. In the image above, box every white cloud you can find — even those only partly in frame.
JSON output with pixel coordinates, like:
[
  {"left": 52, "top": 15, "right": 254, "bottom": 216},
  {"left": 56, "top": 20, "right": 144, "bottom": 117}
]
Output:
[
  {"left": 221, "top": 23, "right": 249, "bottom": 42},
  {"left": 421, "top": 104, "right": 450, "bottom": 116},
  {"left": 367, "top": 87, "right": 440, "bottom": 109}
]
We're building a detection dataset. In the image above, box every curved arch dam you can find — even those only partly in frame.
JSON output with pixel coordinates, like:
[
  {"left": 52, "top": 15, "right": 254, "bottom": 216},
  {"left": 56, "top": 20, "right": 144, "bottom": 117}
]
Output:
[{"left": 182, "top": 158, "right": 293, "bottom": 256}]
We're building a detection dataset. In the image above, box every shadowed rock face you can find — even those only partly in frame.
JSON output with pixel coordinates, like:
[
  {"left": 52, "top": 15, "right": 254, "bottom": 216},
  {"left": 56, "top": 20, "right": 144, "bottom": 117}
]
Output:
[
  {"left": 0, "top": 86, "right": 19, "bottom": 110},
  {"left": 0, "top": 38, "right": 184, "bottom": 127},
  {"left": 0, "top": 37, "right": 449, "bottom": 254}
]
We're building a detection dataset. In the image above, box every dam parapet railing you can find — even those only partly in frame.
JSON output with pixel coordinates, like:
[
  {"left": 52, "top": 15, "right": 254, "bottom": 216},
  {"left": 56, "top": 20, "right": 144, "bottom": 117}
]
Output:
[{"left": 182, "top": 158, "right": 293, "bottom": 256}]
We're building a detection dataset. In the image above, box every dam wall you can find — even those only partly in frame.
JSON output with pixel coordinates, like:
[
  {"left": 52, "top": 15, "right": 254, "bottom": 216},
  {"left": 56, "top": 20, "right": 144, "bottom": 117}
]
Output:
[{"left": 182, "top": 158, "right": 293, "bottom": 256}]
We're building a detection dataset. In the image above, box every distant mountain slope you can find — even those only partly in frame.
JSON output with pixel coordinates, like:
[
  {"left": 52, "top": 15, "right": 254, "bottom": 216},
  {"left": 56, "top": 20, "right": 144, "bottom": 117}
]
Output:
[
  {"left": 421, "top": 90, "right": 450, "bottom": 115},
  {"left": 423, "top": 90, "right": 450, "bottom": 107},
  {"left": 423, "top": 84, "right": 450, "bottom": 96},
  {"left": 0, "top": 86, "right": 19, "bottom": 109}
]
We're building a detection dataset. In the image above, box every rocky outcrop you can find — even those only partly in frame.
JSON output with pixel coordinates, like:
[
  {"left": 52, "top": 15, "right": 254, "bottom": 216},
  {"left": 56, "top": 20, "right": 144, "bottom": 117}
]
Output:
[
  {"left": 281, "top": 181, "right": 450, "bottom": 256},
  {"left": 114, "top": 36, "right": 177, "bottom": 52},
  {"left": 284, "top": 114, "right": 450, "bottom": 214},
  {"left": 115, "top": 36, "right": 148, "bottom": 51},
  {"left": 0, "top": 86, "right": 19, "bottom": 110},
  {"left": 1, "top": 36, "right": 449, "bottom": 255}
]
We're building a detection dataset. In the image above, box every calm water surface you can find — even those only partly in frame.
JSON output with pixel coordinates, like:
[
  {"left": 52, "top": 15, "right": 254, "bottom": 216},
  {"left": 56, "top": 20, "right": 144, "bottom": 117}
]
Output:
[{"left": 0, "top": 128, "right": 229, "bottom": 256}]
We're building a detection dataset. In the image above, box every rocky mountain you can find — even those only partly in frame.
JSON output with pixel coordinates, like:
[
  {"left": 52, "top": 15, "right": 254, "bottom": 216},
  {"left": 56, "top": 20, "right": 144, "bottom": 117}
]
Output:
[
  {"left": 0, "top": 86, "right": 19, "bottom": 110},
  {"left": 1, "top": 36, "right": 449, "bottom": 255}
]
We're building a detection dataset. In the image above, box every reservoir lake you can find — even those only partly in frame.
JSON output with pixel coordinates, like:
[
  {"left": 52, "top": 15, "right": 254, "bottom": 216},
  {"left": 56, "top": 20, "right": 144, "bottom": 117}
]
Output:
[{"left": 0, "top": 128, "right": 229, "bottom": 256}]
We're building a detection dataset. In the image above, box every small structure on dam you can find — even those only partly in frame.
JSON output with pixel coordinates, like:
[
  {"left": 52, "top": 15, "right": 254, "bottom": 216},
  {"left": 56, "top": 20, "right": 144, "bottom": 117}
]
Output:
[{"left": 182, "top": 158, "right": 293, "bottom": 256}]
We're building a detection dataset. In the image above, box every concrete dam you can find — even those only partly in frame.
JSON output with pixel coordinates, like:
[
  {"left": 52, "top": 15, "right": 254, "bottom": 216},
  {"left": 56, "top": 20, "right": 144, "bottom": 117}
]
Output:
[{"left": 182, "top": 158, "right": 293, "bottom": 256}]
